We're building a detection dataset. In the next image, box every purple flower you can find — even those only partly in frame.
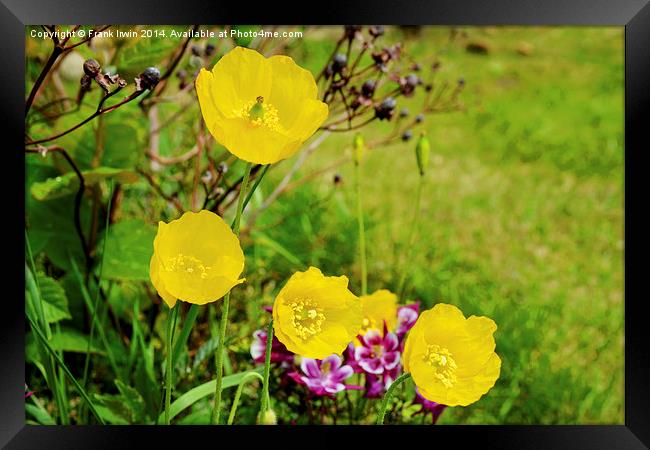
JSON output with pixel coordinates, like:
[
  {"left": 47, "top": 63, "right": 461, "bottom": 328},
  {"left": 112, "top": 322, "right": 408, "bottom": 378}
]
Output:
[
  {"left": 363, "top": 365, "right": 401, "bottom": 398},
  {"left": 250, "top": 329, "right": 294, "bottom": 369},
  {"left": 412, "top": 389, "right": 447, "bottom": 424},
  {"left": 396, "top": 302, "right": 420, "bottom": 341},
  {"left": 354, "top": 329, "right": 401, "bottom": 375},
  {"left": 287, "top": 354, "right": 361, "bottom": 397}
]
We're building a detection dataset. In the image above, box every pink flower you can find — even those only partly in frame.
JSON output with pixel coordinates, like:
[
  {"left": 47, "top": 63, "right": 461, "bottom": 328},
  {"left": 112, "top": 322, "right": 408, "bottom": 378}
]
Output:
[
  {"left": 396, "top": 302, "right": 420, "bottom": 340},
  {"left": 250, "top": 329, "right": 294, "bottom": 369},
  {"left": 354, "top": 329, "right": 401, "bottom": 375},
  {"left": 412, "top": 389, "right": 447, "bottom": 424},
  {"left": 287, "top": 354, "right": 361, "bottom": 397}
]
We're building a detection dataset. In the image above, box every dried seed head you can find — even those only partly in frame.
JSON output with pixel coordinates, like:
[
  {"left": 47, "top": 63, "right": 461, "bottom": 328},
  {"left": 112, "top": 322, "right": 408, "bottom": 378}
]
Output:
[
  {"left": 361, "top": 79, "right": 376, "bottom": 98},
  {"left": 137, "top": 67, "right": 161, "bottom": 91},
  {"left": 375, "top": 96, "right": 397, "bottom": 121},
  {"left": 332, "top": 53, "right": 348, "bottom": 73},
  {"left": 83, "top": 59, "right": 101, "bottom": 77}
]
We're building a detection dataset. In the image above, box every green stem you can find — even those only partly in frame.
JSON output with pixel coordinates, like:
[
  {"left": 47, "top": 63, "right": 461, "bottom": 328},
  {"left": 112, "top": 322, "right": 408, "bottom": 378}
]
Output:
[
  {"left": 354, "top": 161, "right": 368, "bottom": 296},
  {"left": 171, "top": 303, "right": 199, "bottom": 369},
  {"left": 211, "top": 162, "right": 253, "bottom": 425},
  {"left": 227, "top": 372, "right": 264, "bottom": 425},
  {"left": 397, "top": 175, "right": 425, "bottom": 299},
  {"left": 164, "top": 304, "right": 179, "bottom": 425},
  {"left": 376, "top": 372, "right": 411, "bottom": 425},
  {"left": 259, "top": 319, "right": 274, "bottom": 417}
]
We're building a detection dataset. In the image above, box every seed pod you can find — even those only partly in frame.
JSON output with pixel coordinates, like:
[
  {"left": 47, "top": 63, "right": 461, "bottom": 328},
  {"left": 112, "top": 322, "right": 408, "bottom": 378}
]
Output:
[
  {"left": 83, "top": 59, "right": 101, "bottom": 77},
  {"left": 402, "top": 130, "right": 413, "bottom": 141},
  {"left": 415, "top": 133, "right": 430, "bottom": 176},
  {"left": 374, "top": 96, "right": 397, "bottom": 121},
  {"left": 332, "top": 53, "right": 348, "bottom": 74},
  {"left": 353, "top": 133, "right": 365, "bottom": 165},
  {"left": 399, "top": 107, "right": 410, "bottom": 118},
  {"left": 136, "top": 67, "right": 161, "bottom": 91},
  {"left": 361, "top": 79, "right": 376, "bottom": 98},
  {"left": 415, "top": 113, "right": 424, "bottom": 123}
]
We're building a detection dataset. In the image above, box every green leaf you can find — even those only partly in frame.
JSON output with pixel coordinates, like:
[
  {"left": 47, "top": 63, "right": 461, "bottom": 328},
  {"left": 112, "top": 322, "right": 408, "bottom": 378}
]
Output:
[
  {"left": 158, "top": 369, "right": 263, "bottom": 423},
  {"left": 26, "top": 327, "right": 104, "bottom": 357},
  {"left": 115, "top": 380, "right": 146, "bottom": 422},
  {"left": 30, "top": 273, "right": 71, "bottom": 323},
  {"left": 100, "top": 219, "right": 156, "bottom": 281},
  {"left": 93, "top": 394, "right": 131, "bottom": 424},
  {"left": 30, "top": 167, "right": 138, "bottom": 201},
  {"left": 25, "top": 403, "right": 56, "bottom": 425}
]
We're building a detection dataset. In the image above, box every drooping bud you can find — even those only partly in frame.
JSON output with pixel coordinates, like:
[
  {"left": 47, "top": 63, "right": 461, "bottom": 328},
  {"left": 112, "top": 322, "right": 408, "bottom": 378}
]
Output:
[
  {"left": 415, "top": 133, "right": 430, "bottom": 176},
  {"left": 353, "top": 133, "right": 365, "bottom": 165},
  {"left": 259, "top": 408, "right": 277, "bottom": 425},
  {"left": 249, "top": 96, "right": 265, "bottom": 121}
]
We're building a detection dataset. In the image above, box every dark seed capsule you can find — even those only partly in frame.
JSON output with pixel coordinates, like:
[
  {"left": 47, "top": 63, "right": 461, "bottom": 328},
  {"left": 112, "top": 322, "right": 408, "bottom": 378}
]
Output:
[
  {"left": 402, "top": 130, "right": 413, "bottom": 141},
  {"left": 332, "top": 53, "right": 348, "bottom": 73},
  {"left": 333, "top": 173, "right": 342, "bottom": 185},
  {"left": 424, "top": 83, "right": 433, "bottom": 92},
  {"left": 83, "top": 59, "right": 101, "bottom": 77},
  {"left": 205, "top": 43, "right": 216, "bottom": 56},
  {"left": 191, "top": 44, "right": 202, "bottom": 57},
  {"left": 217, "top": 162, "right": 228, "bottom": 174},
  {"left": 400, "top": 108, "right": 410, "bottom": 118},
  {"left": 406, "top": 73, "right": 420, "bottom": 88},
  {"left": 375, "top": 96, "right": 397, "bottom": 121},
  {"left": 369, "top": 25, "right": 385, "bottom": 38},
  {"left": 415, "top": 114, "right": 424, "bottom": 123},
  {"left": 361, "top": 79, "right": 376, "bottom": 97},
  {"left": 140, "top": 67, "right": 161, "bottom": 89},
  {"left": 458, "top": 77, "right": 466, "bottom": 86},
  {"left": 344, "top": 25, "right": 362, "bottom": 39},
  {"left": 411, "top": 62, "right": 422, "bottom": 71}
]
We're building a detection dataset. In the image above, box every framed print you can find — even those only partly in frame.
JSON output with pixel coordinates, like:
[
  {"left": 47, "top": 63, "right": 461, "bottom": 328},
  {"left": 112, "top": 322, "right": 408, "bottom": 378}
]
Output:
[{"left": 2, "top": 0, "right": 649, "bottom": 447}]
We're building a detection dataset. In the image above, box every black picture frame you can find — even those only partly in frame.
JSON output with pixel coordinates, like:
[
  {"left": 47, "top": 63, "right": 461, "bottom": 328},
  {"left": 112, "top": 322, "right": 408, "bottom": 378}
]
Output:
[{"left": 4, "top": 0, "right": 649, "bottom": 447}]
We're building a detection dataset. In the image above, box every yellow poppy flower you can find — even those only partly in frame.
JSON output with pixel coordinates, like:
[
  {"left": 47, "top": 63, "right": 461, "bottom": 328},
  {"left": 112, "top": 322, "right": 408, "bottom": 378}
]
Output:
[
  {"left": 272, "top": 267, "right": 362, "bottom": 359},
  {"left": 149, "top": 210, "right": 245, "bottom": 308},
  {"left": 403, "top": 303, "right": 501, "bottom": 407},
  {"left": 195, "top": 46, "right": 329, "bottom": 165},
  {"left": 353, "top": 289, "right": 398, "bottom": 345}
]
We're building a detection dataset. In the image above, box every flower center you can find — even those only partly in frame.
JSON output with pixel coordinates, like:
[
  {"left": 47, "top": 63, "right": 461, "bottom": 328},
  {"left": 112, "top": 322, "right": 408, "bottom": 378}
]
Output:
[
  {"left": 165, "top": 253, "right": 211, "bottom": 280},
  {"left": 288, "top": 298, "right": 325, "bottom": 341},
  {"left": 423, "top": 344, "right": 458, "bottom": 388},
  {"left": 371, "top": 344, "right": 384, "bottom": 358},
  {"left": 321, "top": 361, "right": 331, "bottom": 374},
  {"left": 234, "top": 96, "right": 281, "bottom": 131}
]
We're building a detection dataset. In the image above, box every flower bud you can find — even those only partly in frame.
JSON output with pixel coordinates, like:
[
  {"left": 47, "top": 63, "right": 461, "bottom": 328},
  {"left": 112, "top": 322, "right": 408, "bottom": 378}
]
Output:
[
  {"left": 353, "top": 133, "right": 365, "bottom": 165},
  {"left": 259, "top": 408, "right": 277, "bottom": 425},
  {"left": 83, "top": 59, "right": 101, "bottom": 77},
  {"left": 415, "top": 133, "right": 430, "bottom": 176}
]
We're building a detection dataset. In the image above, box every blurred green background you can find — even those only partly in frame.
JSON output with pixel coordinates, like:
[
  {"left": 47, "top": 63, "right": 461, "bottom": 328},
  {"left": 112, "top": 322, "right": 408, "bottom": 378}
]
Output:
[{"left": 25, "top": 26, "right": 624, "bottom": 424}]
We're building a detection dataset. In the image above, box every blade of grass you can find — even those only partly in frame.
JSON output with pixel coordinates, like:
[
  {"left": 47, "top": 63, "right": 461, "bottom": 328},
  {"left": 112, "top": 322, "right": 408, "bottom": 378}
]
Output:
[
  {"left": 26, "top": 314, "right": 105, "bottom": 424},
  {"left": 69, "top": 257, "right": 122, "bottom": 382},
  {"left": 25, "top": 254, "right": 66, "bottom": 424},
  {"left": 158, "top": 368, "right": 263, "bottom": 424}
]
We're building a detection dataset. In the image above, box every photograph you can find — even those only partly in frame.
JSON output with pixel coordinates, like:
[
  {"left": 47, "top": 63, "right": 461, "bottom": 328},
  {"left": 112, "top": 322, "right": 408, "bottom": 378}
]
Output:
[{"left": 23, "top": 23, "right": 625, "bottom": 428}]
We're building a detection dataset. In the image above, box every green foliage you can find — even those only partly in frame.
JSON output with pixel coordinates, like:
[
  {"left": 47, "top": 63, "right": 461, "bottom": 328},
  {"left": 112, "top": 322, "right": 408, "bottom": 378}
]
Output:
[
  {"left": 31, "top": 167, "right": 138, "bottom": 201},
  {"left": 100, "top": 219, "right": 156, "bottom": 281}
]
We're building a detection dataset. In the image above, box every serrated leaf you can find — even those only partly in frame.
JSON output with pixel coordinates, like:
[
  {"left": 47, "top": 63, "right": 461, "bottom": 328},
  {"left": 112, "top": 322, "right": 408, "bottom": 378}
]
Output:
[
  {"left": 30, "top": 167, "right": 138, "bottom": 201},
  {"left": 32, "top": 273, "right": 71, "bottom": 323},
  {"left": 100, "top": 219, "right": 156, "bottom": 281}
]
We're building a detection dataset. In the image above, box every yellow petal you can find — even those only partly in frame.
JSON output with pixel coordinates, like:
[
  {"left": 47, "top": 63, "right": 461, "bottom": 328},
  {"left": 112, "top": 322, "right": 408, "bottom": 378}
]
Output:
[{"left": 149, "top": 254, "right": 176, "bottom": 308}]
